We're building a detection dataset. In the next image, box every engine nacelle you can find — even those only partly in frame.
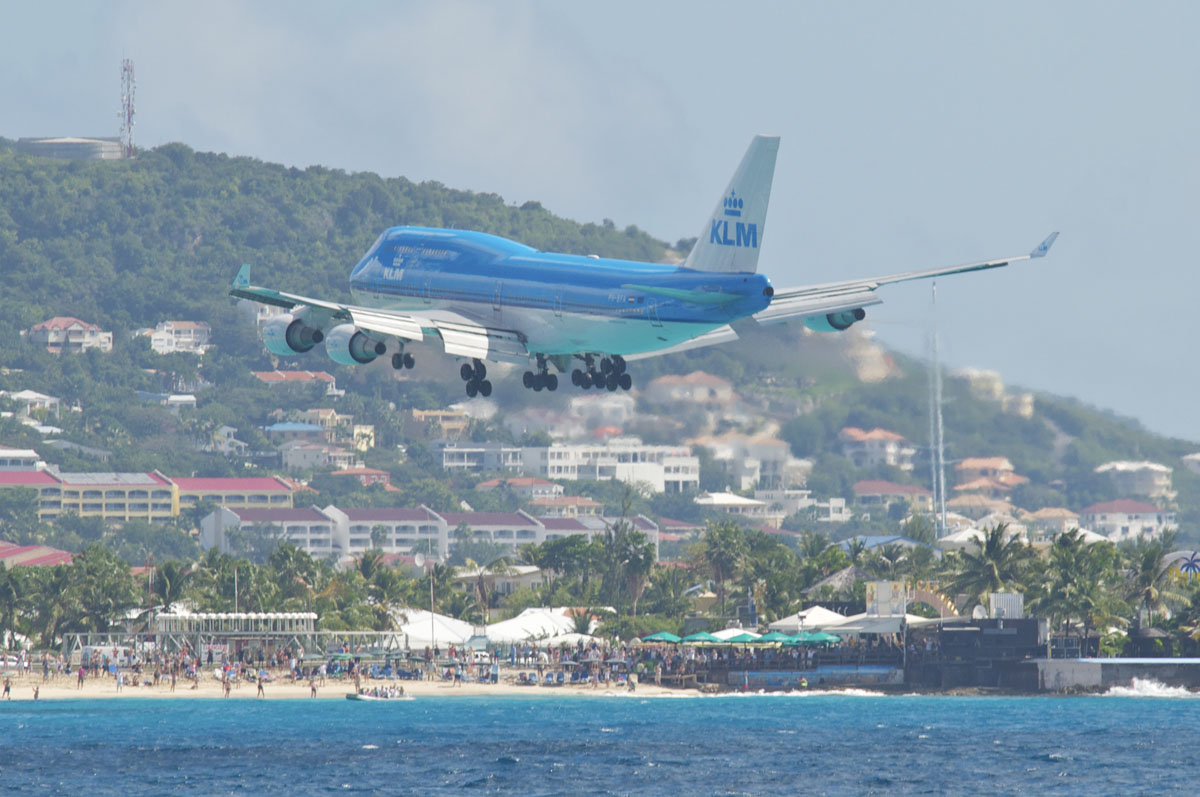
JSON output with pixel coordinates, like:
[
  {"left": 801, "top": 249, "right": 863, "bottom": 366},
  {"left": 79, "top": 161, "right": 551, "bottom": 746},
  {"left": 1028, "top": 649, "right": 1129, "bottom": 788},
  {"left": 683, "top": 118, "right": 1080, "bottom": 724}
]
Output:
[
  {"left": 262, "top": 313, "right": 325, "bottom": 356},
  {"left": 324, "top": 323, "right": 386, "bottom": 365},
  {"left": 802, "top": 308, "right": 866, "bottom": 333}
]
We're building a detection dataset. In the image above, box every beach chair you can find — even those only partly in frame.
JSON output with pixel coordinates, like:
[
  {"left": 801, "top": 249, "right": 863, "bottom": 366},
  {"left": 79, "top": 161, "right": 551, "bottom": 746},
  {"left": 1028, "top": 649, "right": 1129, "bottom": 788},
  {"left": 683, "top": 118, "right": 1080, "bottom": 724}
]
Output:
[{"left": 555, "top": 671, "right": 565, "bottom": 686}]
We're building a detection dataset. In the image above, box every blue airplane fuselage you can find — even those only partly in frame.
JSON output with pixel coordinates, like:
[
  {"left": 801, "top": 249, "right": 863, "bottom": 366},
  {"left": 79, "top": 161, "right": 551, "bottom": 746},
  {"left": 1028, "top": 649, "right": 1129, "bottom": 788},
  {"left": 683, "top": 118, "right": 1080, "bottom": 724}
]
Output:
[{"left": 347, "top": 226, "right": 773, "bottom": 356}]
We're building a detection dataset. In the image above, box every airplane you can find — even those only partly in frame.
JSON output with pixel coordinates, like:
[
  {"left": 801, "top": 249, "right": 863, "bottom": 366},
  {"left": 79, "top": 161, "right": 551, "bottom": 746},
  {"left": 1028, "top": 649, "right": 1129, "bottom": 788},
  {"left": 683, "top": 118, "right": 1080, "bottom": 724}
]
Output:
[{"left": 231, "top": 136, "right": 1057, "bottom": 397}]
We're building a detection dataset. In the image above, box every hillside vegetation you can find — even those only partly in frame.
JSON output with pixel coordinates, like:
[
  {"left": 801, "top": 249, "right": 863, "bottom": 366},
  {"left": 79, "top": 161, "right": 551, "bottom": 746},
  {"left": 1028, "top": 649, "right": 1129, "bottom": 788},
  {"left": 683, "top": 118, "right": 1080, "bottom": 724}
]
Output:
[{"left": 0, "top": 139, "right": 1196, "bottom": 545}]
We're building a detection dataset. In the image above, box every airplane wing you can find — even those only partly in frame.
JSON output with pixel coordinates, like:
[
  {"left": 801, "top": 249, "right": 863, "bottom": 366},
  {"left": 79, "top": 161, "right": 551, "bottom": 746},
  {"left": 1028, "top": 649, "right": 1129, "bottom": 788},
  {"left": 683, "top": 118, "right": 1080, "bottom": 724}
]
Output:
[
  {"left": 757, "top": 232, "right": 1058, "bottom": 326},
  {"left": 230, "top": 267, "right": 529, "bottom": 362}
]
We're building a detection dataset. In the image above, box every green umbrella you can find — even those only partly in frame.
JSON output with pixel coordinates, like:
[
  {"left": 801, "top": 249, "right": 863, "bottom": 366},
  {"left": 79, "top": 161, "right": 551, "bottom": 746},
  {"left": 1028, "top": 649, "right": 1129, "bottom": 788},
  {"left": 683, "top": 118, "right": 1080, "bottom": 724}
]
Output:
[
  {"left": 641, "top": 631, "right": 682, "bottom": 643},
  {"left": 758, "top": 631, "right": 790, "bottom": 643},
  {"left": 681, "top": 631, "right": 721, "bottom": 644},
  {"left": 809, "top": 632, "right": 841, "bottom": 644},
  {"left": 782, "top": 632, "right": 815, "bottom": 646},
  {"left": 725, "top": 632, "right": 760, "bottom": 644}
]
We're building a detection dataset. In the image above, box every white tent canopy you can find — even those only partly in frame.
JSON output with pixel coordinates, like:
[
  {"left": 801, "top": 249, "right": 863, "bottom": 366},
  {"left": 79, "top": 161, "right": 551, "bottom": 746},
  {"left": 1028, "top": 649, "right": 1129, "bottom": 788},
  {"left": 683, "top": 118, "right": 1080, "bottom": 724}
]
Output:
[
  {"left": 828, "top": 612, "right": 931, "bottom": 635},
  {"left": 393, "top": 608, "right": 473, "bottom": 649},
  {"left": 768, "top": 606, "right": 850, "bottom": 633},
  {"left": 486, "top": 608, "right": 587, "bottom": 643},
  {"left": 711, "top": 628, "right": 762, "bottom": 641}
]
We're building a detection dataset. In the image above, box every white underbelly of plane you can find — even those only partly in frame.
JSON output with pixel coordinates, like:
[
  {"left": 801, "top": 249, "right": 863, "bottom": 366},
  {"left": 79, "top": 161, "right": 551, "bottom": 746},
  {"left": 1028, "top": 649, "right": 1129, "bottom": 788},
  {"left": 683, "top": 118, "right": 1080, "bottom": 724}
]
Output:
[{"left": 355, "top": 291, "right": 720, "bottom": 357}]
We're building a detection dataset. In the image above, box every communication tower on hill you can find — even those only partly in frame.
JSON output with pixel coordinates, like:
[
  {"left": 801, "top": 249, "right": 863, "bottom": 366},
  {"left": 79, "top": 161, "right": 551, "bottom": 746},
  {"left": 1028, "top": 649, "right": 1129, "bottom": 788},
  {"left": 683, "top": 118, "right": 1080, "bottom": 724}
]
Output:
[
  {"left": 119, "top": 58, "right": 136, "bottom": 158},
  {"left": 927, "top": 283, "right": 948, "bottom": 536}
]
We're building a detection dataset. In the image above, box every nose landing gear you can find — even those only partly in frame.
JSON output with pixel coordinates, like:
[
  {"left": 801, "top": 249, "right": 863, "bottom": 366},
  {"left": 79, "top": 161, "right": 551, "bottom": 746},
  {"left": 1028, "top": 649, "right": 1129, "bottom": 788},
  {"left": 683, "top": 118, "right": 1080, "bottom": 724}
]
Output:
[{"left": 460, "top": 359, "right": 492, "bottom": 397}]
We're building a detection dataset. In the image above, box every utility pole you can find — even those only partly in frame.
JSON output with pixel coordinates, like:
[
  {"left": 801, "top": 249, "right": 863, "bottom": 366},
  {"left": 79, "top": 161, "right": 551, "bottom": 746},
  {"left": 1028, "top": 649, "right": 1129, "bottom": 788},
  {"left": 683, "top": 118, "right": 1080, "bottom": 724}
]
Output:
[{"left": 927, "top": 284, "right": 948, "bottom": 537}]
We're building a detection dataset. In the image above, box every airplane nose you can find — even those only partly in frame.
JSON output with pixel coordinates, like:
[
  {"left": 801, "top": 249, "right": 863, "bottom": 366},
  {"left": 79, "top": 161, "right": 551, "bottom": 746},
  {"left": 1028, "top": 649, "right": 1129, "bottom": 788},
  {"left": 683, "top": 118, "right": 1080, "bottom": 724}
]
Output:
[{"left": 763, "top": 286, "right": 774, "bottom": 297}]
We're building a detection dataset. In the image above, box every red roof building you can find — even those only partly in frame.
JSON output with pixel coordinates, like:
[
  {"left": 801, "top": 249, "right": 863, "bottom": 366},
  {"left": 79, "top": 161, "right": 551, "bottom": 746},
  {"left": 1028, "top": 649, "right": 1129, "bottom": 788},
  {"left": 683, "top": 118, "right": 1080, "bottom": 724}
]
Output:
[
  {"left": 0, "top": 540, "right": 74, "bottom": 567},
  {"left": 852, "top": 480, "right": 934, "bottom": 512}
]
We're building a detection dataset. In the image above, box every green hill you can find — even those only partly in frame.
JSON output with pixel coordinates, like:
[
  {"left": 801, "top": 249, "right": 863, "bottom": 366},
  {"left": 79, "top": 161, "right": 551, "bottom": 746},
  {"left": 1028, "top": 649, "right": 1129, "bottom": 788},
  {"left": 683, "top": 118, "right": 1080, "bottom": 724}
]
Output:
[{"left": 0, "top": 140, "right": 1195, "bottom": 543}]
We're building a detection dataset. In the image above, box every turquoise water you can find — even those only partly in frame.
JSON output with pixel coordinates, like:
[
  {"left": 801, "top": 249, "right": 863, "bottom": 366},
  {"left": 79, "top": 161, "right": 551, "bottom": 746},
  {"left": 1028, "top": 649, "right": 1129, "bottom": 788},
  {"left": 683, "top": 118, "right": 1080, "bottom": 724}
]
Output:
[{"left": 2, "top": 689, "right": 1198, "bottom": 794}]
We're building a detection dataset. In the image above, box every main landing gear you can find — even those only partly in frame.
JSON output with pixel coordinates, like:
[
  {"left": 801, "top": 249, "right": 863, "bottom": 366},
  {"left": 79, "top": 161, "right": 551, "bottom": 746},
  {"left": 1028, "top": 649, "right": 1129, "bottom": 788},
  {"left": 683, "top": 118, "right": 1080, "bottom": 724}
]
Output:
[
  {"left": 390, "top": 349, "right": 415, "bottom": 370},
  {"left": 572, "top": 354, "right": 632, "bottom": 392},
  {"left": 522, "top": 355, "right": 558, "bottom": 392},
  {"left": 460, "top": 359, "right": 492, "bottom": 397}
]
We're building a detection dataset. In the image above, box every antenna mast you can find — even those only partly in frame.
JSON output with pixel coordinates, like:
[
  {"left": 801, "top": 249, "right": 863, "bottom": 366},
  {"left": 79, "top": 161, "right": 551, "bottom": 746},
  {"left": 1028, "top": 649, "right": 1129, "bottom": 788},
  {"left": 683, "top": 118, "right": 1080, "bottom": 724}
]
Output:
[
  {"left": 120, "top": 58, "right": 136, "bottom": 159},
  {"left": 928, "top": 283, "right": 948, "bottom": 537}
]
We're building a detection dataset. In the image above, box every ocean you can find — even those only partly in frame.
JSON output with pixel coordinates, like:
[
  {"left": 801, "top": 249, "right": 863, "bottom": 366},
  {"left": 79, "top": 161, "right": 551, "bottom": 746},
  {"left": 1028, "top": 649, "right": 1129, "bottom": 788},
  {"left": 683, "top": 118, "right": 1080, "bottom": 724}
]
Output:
[{"left": 2, "top": 682, "right": 1198, "bottom": 794}]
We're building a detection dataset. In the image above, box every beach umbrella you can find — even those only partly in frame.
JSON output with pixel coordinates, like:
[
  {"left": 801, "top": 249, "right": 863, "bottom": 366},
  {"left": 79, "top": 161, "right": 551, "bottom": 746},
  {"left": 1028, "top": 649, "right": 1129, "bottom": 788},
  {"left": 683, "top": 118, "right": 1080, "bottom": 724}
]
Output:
[
  {"left": 810, "top": 632, "right": 841, "bottom": 644},
  {"left": 642, "top": 631, "right": 682, "bottom": 643},
  {"left": 681, "top": 632, "right": 721, "bottom": 644},
  {"left": 782, "top": 632, "right": 815, "bottom": 646},
  {"left": 758, "top": 631, "right": 790, "bottom": 643},
  {"left": 725, "top": 632, "right": 760, "bottom": 644}
]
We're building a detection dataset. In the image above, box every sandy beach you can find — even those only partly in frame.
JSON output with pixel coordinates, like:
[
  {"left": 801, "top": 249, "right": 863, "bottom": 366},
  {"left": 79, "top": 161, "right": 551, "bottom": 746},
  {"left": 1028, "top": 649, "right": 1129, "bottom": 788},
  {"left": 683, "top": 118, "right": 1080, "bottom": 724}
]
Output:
[{"left": 1, "top": 670, "right": 690, "bottom": 701}]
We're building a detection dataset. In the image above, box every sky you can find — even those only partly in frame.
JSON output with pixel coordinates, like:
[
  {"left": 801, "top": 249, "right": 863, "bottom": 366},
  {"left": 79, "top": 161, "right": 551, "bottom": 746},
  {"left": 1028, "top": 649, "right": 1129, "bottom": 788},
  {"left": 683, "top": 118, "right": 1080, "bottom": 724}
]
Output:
[{"left": 3, "top": 1, "right": 1199, "bottom": 443}]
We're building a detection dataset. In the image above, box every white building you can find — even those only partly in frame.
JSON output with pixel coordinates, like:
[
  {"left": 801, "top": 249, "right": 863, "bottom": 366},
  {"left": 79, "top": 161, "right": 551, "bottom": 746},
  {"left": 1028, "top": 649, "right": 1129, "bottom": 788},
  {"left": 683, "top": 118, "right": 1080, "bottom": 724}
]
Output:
[
  {"left": 694, "top": 491, "right": 786, "bottom": 528},
  {"left": 0, "top": 445, "right": 44, "bottom": 471},
  {"left": 435, "top": 441, "right": 525, "bottom": 473},
  {"left": 839, "top": 427, "right": 916, "bottom": 471},
  {"left": 200, "top": 504, "right": 658, "bottom": 560},
  {"left": 520, "top": 437, "right": 699, "bottom": 493},
  {"left": 1078, "top": 500, "right": 1176, "bottom": 543},
  {"left": 280, "top": 440, "right": 360, "bottom": 472},
  {"left": 1094, "top": 461, "right": 1175, "bottom": 502},
  {"left": 134, "top": 321, "right": 212, "bottom": 354},
  {"left": 688, "top": 431, "right": 808, "bottom": 489},
  {"left": 1183, "top": 453, "right": 1200, "bottom": 477}
]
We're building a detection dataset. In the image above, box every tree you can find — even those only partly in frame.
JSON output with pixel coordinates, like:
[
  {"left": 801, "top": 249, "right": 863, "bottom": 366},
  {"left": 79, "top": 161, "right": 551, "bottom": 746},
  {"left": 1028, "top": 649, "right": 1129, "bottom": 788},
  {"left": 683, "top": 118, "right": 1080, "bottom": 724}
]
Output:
[
  {"left": 0, "top": 565, "right": 30, "bottom": 650},
  {"left": 696, "top": 520, "right": 747, "bottom": 617},
  {"left": 944, "top": 524, "right": 1035, "bottom": 610},
  {"left": 1124, "top": 532, "right": 1186, "bottom": 629},
  {"left": 151, "top": 559, "right": 197, "bottom": 615},
  {"left": 1029, "top": 530, "right": 1126, "bottom": 641}
]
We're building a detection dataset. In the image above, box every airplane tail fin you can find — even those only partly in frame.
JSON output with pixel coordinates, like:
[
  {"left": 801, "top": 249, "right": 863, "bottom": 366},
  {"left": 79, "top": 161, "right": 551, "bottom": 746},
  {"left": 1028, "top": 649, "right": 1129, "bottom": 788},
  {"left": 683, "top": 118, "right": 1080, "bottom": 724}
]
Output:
[{"left": 683, "top": 135, "right": 779, "bottom": 274}]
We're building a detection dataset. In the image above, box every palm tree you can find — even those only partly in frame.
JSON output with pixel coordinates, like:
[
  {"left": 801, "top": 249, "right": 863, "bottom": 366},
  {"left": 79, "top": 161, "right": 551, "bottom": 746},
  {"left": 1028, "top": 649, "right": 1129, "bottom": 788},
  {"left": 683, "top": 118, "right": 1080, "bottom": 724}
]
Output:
[
  {"left": 1029, "top": 530, "right": 1126, "bottom": 644},
  {"left": 0, "top": 566, "right": 29, "bottom": 650},
  {"left": 1125, "top": 533, "right": 1186, "bottom": 629},
  {"left": 698, "top": 520, "right": 747, "bottom": 617},
  {"left": 944, "top": 524, "right": 1034, "bottom": 610},
  {"left": 151, "top": 559, "right": 196, "bottom": 615}
]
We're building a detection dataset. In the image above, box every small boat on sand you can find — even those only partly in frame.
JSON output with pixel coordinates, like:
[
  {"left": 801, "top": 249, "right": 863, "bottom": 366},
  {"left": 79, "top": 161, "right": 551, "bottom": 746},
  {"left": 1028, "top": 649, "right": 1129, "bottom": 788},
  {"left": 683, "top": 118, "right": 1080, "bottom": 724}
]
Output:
[{"left": 345, "top": 691, "right": 412, "bottom": 701}]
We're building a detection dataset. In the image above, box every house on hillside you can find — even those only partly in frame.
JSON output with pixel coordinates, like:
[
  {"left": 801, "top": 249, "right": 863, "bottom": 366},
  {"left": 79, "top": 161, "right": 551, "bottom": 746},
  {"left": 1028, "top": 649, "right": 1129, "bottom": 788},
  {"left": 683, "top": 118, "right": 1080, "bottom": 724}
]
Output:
[
  {"left": 133, "top": 320, "right": 212, "bottom": 354},
  {"left": 643, "top": 371, "right": 735, "bottom": 406},
  {"left": 852, "top": 480, "right": 934, "bottom": 514},
  {"left": 475, "top": 476, "right": 562, "bottom": 500},
  {"left": 252, "top": 370, "right": 342, "bottom": 397},
  {"left": 839, "top": 427, "right": 915, "bottom": 471},
  {"left": 26, "top": 317, "right": 113, "bottom": 354},
  {"left": 1094, "top": 461, "right": 1175, "bottom": 502},
  {"left": 1078, "top": 500, "right": 1176, "bottom": 542},
  {"left": 688, "top": 430, "right": 809, "bottom": 489},
  {"left": 1020, "top": 507, "right": 1080, "bottom": 543}
]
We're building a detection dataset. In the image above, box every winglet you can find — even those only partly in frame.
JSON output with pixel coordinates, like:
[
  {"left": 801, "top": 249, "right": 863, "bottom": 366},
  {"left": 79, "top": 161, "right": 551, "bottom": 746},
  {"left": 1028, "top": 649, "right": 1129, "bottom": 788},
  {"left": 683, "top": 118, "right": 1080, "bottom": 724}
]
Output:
[
  {"left": 233, "top": 264, "right": 252, "bottom": 289},
  {"left": 1030, "top": 232, "right": 1059, "bottom": 259}
]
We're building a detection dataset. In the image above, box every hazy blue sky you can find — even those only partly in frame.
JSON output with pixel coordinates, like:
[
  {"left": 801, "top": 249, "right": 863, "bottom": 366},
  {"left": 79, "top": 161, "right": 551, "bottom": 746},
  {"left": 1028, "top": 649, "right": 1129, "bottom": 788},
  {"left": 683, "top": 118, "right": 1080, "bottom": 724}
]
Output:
[{"left": 3, "top": 1, "right": 1198, "bottom": 443}]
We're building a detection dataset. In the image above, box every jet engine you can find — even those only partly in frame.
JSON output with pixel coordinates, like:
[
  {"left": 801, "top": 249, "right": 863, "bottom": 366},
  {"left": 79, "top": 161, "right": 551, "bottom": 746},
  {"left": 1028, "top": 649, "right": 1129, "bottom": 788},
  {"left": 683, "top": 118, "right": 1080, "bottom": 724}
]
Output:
[
  {"left": 262, "top": 313, "right": 324, "bottom": 356},
  {"left": 324, "top": 323, "right": 386, "bottom": 365},
  {"left": 802, "top": 308, "right": 866, "bottom": 333}
]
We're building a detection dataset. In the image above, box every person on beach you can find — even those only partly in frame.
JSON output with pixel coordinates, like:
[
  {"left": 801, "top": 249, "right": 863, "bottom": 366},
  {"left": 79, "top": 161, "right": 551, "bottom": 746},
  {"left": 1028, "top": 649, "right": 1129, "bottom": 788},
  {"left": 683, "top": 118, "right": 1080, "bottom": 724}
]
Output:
[
  {"left": 309, "top": 678, "right": 317, "bottom": 698},
  {"left": 257, "top": 678, "right": 265, "bottom": 698},
  {"left": 32, "top": 685, "right": 38, "bottom": 700},
  {"left": 2, "top": 677, "right": 10, "bottom": 699},
  {"left": 77, "top": 666, "right": 85, "bottom": 689}
]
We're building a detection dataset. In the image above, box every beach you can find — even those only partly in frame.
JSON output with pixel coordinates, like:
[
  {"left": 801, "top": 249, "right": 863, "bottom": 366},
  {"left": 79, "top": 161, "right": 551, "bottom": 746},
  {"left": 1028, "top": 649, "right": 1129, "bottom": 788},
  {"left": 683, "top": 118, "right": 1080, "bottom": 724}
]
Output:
[{"left": 0, "top": 669, "right": 686, "bottom": 701}]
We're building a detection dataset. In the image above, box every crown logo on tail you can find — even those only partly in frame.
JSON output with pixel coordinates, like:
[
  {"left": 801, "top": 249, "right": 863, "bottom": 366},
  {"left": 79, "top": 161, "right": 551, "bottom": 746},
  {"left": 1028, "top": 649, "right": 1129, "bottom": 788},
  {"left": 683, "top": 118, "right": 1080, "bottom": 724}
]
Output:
[{"left": 723, "top": 190, "right": 743, "bottom": 218}]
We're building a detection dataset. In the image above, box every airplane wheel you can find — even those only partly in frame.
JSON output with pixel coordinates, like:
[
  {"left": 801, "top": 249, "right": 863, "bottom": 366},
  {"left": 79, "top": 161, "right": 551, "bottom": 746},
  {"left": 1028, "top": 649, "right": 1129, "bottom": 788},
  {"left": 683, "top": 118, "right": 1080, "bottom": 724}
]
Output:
[
  {"left": 606, "top": 373, "right": 619, "bottom": 391},
  {"left": 479, "top": 380, "right": 493, "bottom": 397},
  {"left": 571, "top": 369, "right": 582, "bottom": 386},
  {"left": 600, "top": 358, "right": 612, "bottom": 375},
  {"left": 546, "top": 374, "right": 558, "bottom": 391},
  {"left": 532, "top": 377, "right": 543, "bottom": 392},
  {"left": 595, "top": 375, "right": 608, "bottom": 390},
  {"left": 460, "top": 363, "right": 474, "bottom": 381},
  {"left": 579, "top": 371, "right": 592, "bottom": 388},
  {"left": 392, "top": 353, "right": 404, "bottom": 370},
  {"left": 465, "top": 380, "right": 478, "bottom": 398},
  {"left": 619, "top": 373, "right": 632, "bottom": 391},
  {"left": 523, "top": 371, "right": 534, "bottom": 389},
  {"left": 613, "top": 355, "right": 626, "bottom": 374},
  {"left": 403, "top": 353, "right": 415, "bottom": 369},
  {"left": 474, "top": 360, "right": 487, "bottom": 380}
]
